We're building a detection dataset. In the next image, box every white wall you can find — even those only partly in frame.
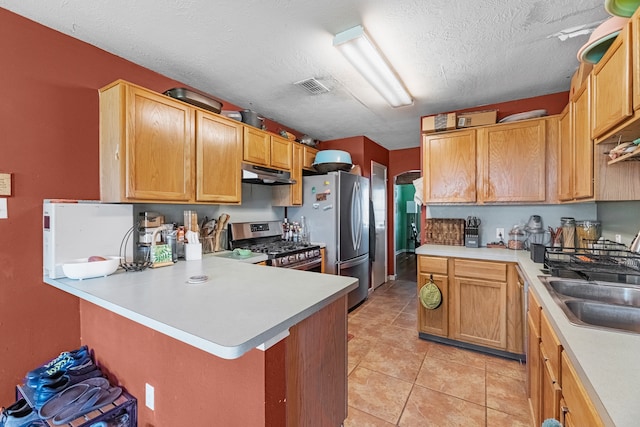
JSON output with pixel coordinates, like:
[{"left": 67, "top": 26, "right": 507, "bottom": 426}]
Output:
[{"left": 427, "top": 203, "right": 597, "bottom": 247}]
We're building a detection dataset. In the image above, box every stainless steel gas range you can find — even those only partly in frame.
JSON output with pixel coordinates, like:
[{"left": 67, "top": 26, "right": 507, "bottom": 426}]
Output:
[{"left": 228, "top": 221, "right": 322, "bottom": 271}]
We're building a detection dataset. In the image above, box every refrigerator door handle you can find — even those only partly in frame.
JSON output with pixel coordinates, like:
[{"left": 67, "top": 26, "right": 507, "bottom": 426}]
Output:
[
  {"left": 351, "top": 181, "right": 362, "bottom": 251},
  {"left": 339, "top": 253, "right": 369, "bottom": 270}
]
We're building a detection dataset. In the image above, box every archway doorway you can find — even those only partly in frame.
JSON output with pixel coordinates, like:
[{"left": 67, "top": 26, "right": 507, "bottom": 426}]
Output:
[{"left": 393, "top": 170, "right": 421, "bottom": 281}]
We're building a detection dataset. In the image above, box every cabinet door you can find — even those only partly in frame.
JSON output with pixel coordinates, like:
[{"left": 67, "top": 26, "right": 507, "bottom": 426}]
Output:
[
  {"left": 271, "top": 136, "right": 293, "bottom": 170},
  {"left": 478, "top": 119, "right": 546, "bottom": 202},
  {"left": 591, "top": 22, "right": 632, "bottom": 139},
  {"left": 273, "top": 143, "right": 303, "bottom": 206},
  {"left": 422, "top": 130, "right": 476, "bottom": 203},
  {"left": 303, "top": 146, "right": 318, "bottom": 171},
  {"left": 451, "top": 276, "right": 507, "bottom": 349},
  {"left": 634, "top": 8, "right": 640, "bottom": 111},
  {"left": 124, "top": 85, "right": 194, "bottom": 201},
  {"left": 573, "top": 78, "right": 594, "bottom": 200},
  {"left": 541, "top": 349, "right": 562, "bottom": 422},
  {"left": 527, "top": 314, "right": 542, "bottom": 427},
  {"left": 558, "top": 104, "right": 573, "bottom": 201},
  {"left": 195, "top": 111, "right": 242, "bottom": 203},
  {"left": 506, "top": 264, "right": 524, "bottom": 354},
  {"left": 243, "top": 126, "right": 270, "bottom": 166},
  {"left": 561, "top": 352, "right": 604, "bottom": 427},
  {"left": 417, "top": 273, "right": 448, "bottom": 337}
]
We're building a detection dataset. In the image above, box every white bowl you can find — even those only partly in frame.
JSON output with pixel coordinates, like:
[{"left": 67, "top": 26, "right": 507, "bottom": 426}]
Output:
[{"left": 62, "top": 256, "right": 120, "bottom": 280}]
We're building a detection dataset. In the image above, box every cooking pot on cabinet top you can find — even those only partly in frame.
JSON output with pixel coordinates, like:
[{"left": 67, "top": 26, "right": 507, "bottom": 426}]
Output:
[{"left": 312, "top": 150, "right": 353, "bottom": 173}]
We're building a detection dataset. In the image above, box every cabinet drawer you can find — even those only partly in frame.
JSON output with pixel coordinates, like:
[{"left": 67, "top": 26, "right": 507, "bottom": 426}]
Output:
[
  {"left": 454, "top": 259, "right": 506, "bottom": 281},
  {"left": 540, "top": 312, "right": 563, "bottom": 382},
  {"left": 418, "top": 256, "right": 448, "bottom": 274}
]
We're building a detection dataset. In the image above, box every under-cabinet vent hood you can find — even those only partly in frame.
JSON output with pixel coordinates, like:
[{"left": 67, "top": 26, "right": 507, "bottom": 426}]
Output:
[{"left": 241, "top": 163, "right": 295, "bottom": 185}]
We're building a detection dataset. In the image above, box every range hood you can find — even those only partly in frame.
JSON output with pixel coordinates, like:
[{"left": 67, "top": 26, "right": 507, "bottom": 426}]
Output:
[{"left": 241, "top": 163, "right": 296, "bottom": 185}]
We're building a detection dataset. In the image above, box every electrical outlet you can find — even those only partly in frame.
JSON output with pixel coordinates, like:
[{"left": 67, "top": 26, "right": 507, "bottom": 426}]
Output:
[
  {"left": 145, "top": 383, "right": 155, "bottom": 410},
  {"left": 616, "top": 234, "right": 622, "bottom": 243},
  {"left": 496, "top": 228, "right": 504, "bottom": 240}
]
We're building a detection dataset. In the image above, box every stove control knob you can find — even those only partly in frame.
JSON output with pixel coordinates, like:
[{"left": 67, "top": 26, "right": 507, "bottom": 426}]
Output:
[{"left": 280, "top": 257, "right": 288, "bottom": 266}]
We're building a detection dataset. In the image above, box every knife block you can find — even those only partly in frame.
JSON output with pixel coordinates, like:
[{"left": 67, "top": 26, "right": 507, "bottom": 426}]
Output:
[{"left": 465, "top": 227, "right": 479, "bottom": 248}]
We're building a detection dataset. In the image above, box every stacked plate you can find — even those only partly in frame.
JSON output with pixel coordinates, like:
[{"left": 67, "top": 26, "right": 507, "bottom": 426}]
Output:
[
  {"left": 577, "top": 15, "right": 629, "bottom": 64},
  {"left": 605, "top": 0, "right": 640, "bottom": 17}
]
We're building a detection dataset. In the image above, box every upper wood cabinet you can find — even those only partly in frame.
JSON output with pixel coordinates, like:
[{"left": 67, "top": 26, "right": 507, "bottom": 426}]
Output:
[
  {"left": 243, "top": 127, "right": 292, "bottom": 170},
  {"left": 271, "top": 135, "right": 293, "bottom": 170},
  {"left": 591, "top": 21, "right": 632, "bottom": 140},
  {"left": 478, "top": 119, "right": 547, "bottom": 202},
  {"left": 559, "top": 78, "right": 594, "bottom": 202},
  {"left": 100, "top": 81, "right": 194, "bottom": 202},
  {"left": 99, "top": 80, "right": 242, "bottom": 204},
  {"left": 422, "top": 129, "right": 476, "bottom": 203},
  {"left": 558, "top": 104, "right": 573, "bottom": 201},
  {"left": 573, "top": 78, "right": 594, "bottom": 200},
  {"left": 195, "top": 111, "right": 243, "bottom": 203},
  {"left": 303, "top": 146, "right": 318, "bottom": 171},
  {"left": 273, "top": 142, "right": 303, "bottom": 206}
]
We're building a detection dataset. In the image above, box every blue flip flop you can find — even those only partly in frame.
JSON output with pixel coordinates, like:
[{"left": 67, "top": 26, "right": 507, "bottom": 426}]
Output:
[{"left": 51, "top": 385, "right": 122, "bottom": 426}]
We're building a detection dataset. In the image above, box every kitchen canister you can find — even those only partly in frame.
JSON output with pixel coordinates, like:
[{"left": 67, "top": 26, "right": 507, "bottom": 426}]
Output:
[
  {"left": 561, "top": 217, "right": 576, "bottom": 249},
  {"left": 576, "top": 220, "right": 601, "bottom": 248}
]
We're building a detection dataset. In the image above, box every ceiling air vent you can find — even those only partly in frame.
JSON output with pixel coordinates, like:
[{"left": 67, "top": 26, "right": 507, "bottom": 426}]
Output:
[{"left": 294, "top": 78, "right": 330, "bottom": 95}]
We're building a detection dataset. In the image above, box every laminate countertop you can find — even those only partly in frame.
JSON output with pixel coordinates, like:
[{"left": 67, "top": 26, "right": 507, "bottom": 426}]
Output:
[
  {"left": 416, "top": 244, "right": 640, "bottom": 427},
  {"left": 44, "top": 254, "right": 357, "bottom": 360}
]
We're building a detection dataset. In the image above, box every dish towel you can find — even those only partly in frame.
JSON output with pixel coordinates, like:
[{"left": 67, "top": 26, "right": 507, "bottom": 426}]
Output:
[{"left": 413, "top": 177, "right": 424, "bottom": 206}]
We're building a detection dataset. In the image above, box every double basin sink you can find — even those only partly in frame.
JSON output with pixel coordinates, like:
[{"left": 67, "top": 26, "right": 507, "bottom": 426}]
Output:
[{"left": 539, "top": 276, "right": 640, "bottom": 334}]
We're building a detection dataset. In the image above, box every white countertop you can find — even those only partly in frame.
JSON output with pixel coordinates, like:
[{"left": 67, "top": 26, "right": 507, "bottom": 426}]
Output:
[
  {"left": 416, "top": 244, "right": 640, "bottom": 427},
  {"left": 44, "top": 254, "right": 357, "bottom": 360}
]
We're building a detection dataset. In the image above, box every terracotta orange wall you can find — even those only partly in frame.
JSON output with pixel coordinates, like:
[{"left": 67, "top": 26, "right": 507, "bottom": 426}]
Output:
[
  {"left": 0, "top": 8, "right": 298, "bottom": 409},
  {"left": 80, "top": 301, "right": 285, "bottom": 426}
]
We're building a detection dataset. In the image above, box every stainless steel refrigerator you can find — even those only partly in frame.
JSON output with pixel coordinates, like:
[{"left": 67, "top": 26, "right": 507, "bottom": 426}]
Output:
[{"left": 288, "top": 171, "right": 370, "bottom": 309}]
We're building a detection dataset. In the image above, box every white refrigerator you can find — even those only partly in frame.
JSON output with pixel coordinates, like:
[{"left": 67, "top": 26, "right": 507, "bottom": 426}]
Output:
[{"left": 289, "top": 171, "right": 370, "bottom": 309}]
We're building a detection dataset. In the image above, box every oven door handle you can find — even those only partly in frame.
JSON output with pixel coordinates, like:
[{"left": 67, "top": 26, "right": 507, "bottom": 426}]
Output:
[{"left": 286, "top": 258, "right": 322, "bottom": 271}]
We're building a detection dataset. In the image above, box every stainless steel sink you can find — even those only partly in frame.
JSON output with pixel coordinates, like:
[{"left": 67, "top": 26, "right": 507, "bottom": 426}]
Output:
[
  {"left": 539, "top": 276, "right": 640, "bottom": 334},
  {"left": 547, "top": 279, "right": 640, "bottom": 308},
  {"left": 564, "top": 300, "right": 640, "bottom": 333}
]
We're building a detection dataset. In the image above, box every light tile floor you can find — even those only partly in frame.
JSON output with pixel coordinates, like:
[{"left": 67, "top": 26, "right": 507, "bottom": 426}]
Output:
[{"left": 344, "top": 254, "right": 532, "bottom": 427}]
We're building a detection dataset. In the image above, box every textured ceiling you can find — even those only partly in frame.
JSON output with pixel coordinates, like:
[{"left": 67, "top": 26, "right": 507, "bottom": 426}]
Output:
[{"left": 0, "top": 1, "right": 611, "bottom": 150}]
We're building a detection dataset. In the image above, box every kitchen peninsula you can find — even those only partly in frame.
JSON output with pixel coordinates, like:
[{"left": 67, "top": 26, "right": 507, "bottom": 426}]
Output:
[{"left": 44, "top": 256, "right": 357, "bottom": 426}]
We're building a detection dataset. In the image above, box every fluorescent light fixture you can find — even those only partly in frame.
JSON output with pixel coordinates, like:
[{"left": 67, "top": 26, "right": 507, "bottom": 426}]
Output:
[{"left": 333, "top": 25, "right": 413, "bottom": 108}]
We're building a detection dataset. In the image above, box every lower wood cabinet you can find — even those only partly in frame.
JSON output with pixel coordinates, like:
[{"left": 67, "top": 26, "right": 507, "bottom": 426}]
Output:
[
  {"left": 417, "top": 255, "right": 522, "bottom": 355},
  {"left": 526, "top": 288, "right": 604, "bottom": 427},
  {"left": 561, "top": 352, "right": 604, "bottom": 427},
  {"left": 417, "top": 256, "right": 449, "bottom": 337}
]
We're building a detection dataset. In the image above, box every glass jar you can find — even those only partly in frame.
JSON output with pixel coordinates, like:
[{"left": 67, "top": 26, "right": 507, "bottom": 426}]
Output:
[
  {"left": 575, "top": 220, "right": 601, "bottom": 248},
  {"left": 561, "top": 217, "right": 575, "bottom": 249}
]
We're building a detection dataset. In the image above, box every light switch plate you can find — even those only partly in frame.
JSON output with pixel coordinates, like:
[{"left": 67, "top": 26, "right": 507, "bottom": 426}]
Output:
[
  {"left": 0, "top": 198, "right": 7, "bottom": 219},
  {"left": 145, "top": 383, "right": 155, "bottom": 410}
]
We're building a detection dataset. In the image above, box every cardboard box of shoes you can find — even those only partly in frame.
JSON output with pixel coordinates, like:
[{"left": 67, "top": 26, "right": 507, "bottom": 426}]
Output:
[{"left": 1, "top": 345, "right": 137, "bottom": 427}]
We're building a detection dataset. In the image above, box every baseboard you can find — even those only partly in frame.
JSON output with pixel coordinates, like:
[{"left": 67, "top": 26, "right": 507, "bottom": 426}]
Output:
[{"left": 418, "top": 332, "right": 526, "bottom": 362}]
